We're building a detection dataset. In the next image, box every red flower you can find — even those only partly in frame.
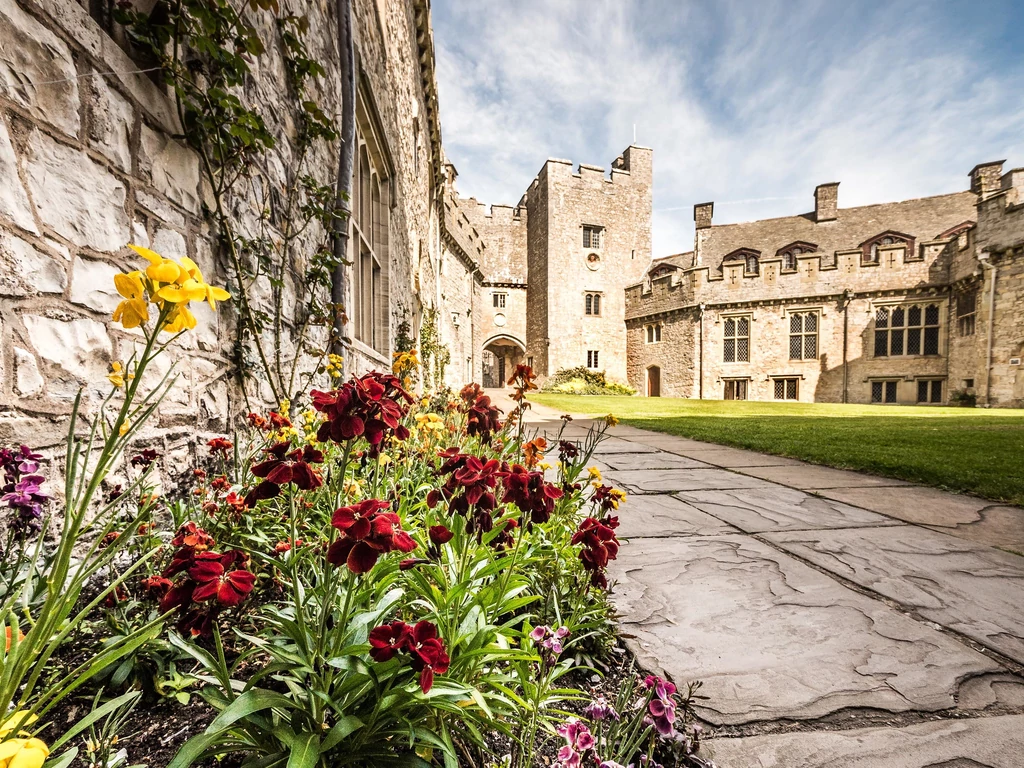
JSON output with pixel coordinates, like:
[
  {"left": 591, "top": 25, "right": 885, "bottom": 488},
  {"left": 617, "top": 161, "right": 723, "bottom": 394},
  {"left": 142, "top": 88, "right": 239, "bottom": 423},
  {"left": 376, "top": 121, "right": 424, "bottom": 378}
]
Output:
[
  {"left": 244, "top": 442, "right": 324, "bottom": 506},
  {"left": 247, "top": 412, "right": 270, "bottom": 430},
  {"left": 427, "top": 450, "right": 500, "bottom": 537},
  {"left": 207, "top": 437, "right": 233, "bottom": 456},
  {"left": 269, "top": 411, "right": 292, "bottom": 429},
  {"left": 327, "top": 499, "right": 417, "bottom": 574},
  {"left": 571, "top": 516, "right": 620, "bottom": 590},
  {"left": 459, "top": 384, "right": 503, "bottom": 443},
  {"left": 141, "top": 574, "right": 172, "bottom": 600},
  {"left": 498, "top": 463, "right": 564, "bottom": 525},
  {"left": 130, "top": 448, "right": 160, "bottom": 468},
  {"left": 366, "top": 619, "right": 449, "bottom": 693},
  {"left": 189, "top": 551, "right": 256, "bottom": 607},
  {"left": 428, "top": 525, "right": 453, "bottom": 546},
  {"left": 311, "top": 372, "right": 413, "bottom": 453},
  {"left": 274, "top": 540, "right": 291, "bottom": 554},
  {"left": 408, "top": 620, "right": 451, "bottom": 693},
  {"left": 172, "top": 522, "right": 215, "bottom": 551},
  {"left": 368, "top": 620, "right": 413, "bottom": 661}
]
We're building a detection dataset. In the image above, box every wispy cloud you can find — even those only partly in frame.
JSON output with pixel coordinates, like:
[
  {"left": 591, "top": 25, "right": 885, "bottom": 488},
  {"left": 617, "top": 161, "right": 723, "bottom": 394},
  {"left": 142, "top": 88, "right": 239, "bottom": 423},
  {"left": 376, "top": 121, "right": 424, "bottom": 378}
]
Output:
[{"left": 433, "top": 0, "right": 1024, "bottom": 256}]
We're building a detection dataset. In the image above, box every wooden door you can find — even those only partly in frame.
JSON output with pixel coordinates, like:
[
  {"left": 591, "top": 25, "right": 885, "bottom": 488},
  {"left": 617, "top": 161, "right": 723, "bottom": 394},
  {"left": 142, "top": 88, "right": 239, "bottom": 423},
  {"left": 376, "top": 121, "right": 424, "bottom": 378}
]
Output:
[{"left": 647, "top": 366, "right": 661, "bottom": 397}]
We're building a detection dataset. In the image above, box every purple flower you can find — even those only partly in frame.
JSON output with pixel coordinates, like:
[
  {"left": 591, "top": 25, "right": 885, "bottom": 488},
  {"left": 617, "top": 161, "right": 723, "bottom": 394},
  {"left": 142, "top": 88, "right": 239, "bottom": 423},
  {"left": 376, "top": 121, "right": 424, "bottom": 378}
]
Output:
[
  {"left": 642, "top": 676, "right": 677, "bottom": 736},
  {"left": 584, "top": 695, "right": 620, "bottom": 722},
  {"left": 529, "top": 625, "right": 570, "bottom": 666},
  {"left": 555, "top": 720, "right": 595, "bottom": 767},
  {"left": 0, "top": 446, "right": 48, "bottom": 533}
]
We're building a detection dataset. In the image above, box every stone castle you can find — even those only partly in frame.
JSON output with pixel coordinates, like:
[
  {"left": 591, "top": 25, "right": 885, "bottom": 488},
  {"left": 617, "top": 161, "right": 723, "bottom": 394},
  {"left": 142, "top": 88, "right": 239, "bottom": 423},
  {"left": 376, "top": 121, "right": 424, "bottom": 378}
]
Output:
[{"left": 0, "top": 0, "right": 1021, "bottom": 463}]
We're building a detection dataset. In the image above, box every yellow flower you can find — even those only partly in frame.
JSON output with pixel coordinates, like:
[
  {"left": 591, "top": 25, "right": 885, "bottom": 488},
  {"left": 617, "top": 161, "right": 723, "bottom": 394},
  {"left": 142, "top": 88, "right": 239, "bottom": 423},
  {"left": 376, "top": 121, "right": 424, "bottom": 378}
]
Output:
[
  {"left": 603, "top": 414, "right": 619, "bottom": 427},
  {"left": 538, "top": 461, "right": 553, "bottom": 471},
  {"left": 587, "top": 466, "right": 602, "bottom": 483},
  {"left": 107, "top": 361, "right": 125, "bottom": 388},
  {"left": 0, "top": 737, "right": 49, "bottom": 768},
  {"left": 378, "top": 453, "right": 393, "bottom": 466},
  {"left": 161, "top": 304, "right": 197, "bottom": 334},
  {"left": 608, "top": 488, "right": 627, "bottom": 508},
  {"left": 119, "top": 419, "right": 131, "bottom": 437},
  {"left": 112, "top": 271, "right": 150, "bottom": 329},
  {"left": 0, "top": 711, "right": 36, "bottom": 738},
  {"left": 414, "top": 413, "right": 445, "bottom": 431}
]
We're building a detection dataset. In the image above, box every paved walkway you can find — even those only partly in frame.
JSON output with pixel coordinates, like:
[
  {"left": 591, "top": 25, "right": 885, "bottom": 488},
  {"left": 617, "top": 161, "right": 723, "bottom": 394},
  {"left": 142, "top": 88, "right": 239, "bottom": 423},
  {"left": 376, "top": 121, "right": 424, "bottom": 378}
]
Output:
[{"left": 527, "top": 413, "right": 1024, "bottom": 768}]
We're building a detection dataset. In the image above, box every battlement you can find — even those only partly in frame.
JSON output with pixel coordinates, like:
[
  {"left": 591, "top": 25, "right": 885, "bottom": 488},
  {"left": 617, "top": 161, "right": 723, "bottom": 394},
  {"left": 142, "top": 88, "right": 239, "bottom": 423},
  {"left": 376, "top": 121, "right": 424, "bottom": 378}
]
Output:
[{"left": 529, "top": 145, "right": 653, "bottom": 190}]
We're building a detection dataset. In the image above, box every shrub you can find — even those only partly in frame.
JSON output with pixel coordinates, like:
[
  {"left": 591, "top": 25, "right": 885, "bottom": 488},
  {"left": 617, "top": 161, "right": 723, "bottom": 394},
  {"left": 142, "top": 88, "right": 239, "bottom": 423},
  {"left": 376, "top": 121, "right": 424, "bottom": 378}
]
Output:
[
  {"left": 542, "top": 368, "right": 637, "bottom": 397},
  {"left": 949, "top": 388, "right": 977, "bottom": 407}
]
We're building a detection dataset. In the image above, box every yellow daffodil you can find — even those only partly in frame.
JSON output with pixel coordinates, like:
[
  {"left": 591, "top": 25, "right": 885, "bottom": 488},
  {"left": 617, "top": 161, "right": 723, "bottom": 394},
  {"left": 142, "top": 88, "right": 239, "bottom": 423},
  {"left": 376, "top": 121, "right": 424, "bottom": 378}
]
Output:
[
  {"left": 107, "top": 361, "right": 126, "bottom": 388},
  {"left": 0, "top": 737, "right": 49, "bottom": 768},
  {"left": 587, "top": 466, "right": 602, "bottom": 483},
  {"left": 0, "top": 711, "right": 36, "bottom": 738},
  {"left": 112, "top": 271, "right": 150, "bottom": 329}
]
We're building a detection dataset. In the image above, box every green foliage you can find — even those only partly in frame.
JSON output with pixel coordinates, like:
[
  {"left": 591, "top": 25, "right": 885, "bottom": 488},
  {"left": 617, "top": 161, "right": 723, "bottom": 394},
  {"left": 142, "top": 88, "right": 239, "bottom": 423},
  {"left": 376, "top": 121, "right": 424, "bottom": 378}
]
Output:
[
  {"left": 420, "top": 307, "right": 451, "bottom": 391},
  {"left": 949, "top": 388, "right": 977, "bottom": 407},
  {"left": 542, "top": 367, "right": 636, "bottom": 396}
]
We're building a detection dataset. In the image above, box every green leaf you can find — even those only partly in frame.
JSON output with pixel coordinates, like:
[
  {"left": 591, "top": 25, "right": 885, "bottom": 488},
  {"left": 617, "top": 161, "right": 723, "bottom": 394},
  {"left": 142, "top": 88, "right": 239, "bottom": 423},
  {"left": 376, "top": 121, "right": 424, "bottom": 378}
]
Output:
[
  {"left": 51, "top": 691, "right": 141, "bottom": 749},
  {"left": 286, "top": 733, "right": 320, "bottom": 768},
  {"left": 42, "top": 747, "right": 78, "bottom": 768},
  {"left": 209, "top": 689, "right": 296, "bottom": 730},
  {"left": 166, "top": 731, "right": 223, "bottom": 768},
  {"left": 321, "top": 715, "right": 363, "bottom": 752}
]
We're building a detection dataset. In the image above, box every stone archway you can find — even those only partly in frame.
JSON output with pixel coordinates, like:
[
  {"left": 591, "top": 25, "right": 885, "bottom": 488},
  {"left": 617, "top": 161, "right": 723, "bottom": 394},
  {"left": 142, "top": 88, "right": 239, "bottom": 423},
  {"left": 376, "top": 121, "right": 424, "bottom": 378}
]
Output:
[{"left": 482, "top": 334, "right": 526, "bottom": 389}]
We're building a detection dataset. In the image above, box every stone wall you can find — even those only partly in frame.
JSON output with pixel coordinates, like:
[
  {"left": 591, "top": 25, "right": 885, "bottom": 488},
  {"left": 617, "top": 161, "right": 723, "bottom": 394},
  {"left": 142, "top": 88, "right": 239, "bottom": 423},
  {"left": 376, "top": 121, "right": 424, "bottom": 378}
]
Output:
[{"left": 0, "top": 0, "right": 444, "bottom": 464}]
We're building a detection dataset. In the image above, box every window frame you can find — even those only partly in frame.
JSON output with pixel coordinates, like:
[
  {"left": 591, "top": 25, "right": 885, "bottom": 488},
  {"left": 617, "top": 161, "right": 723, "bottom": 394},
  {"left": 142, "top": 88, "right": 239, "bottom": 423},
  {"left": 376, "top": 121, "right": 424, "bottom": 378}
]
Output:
[
  {"left": 873, "top": 302, "right": 942, "bottom": 358},
  {"left": 861, "top": 231, "right": 916, "bottom": 266},
  {"left": 776, "top": 242, "right": 817, "bottom": 273},
  {"left": 956, "top": 290, "right": 977, "bottom": 337},
  {"left": 772, "top": 377, "right": 799, "bottom": 401},
  {"left": 586, "top": 350, "right": 600, "bottom": 369},
  {"left": 493, "top": 292, "right": 507, "bottom": 309},
  {"left": 916, "top": 378, "right": 944, "bottom": 404},
  {"left": 582, "top": 225, "right": 603, "bottom": 250},
  {"left": 585, "top": 292, "right": 602, "bottom": 316},
  {"left": 724, "top": 378, "right": 748, "bottom": 401},
  {"left": 723, "top": 314, "right": 751, "bottom": 363},
  {"left": 870, "top": 379, "right": 900, "bottom": 404},
  {"left": 788, "top": 310, "right": 819, "bottom": 360},
  {"left": 645, "top": 323, "right": 663, "bottom": 344}
]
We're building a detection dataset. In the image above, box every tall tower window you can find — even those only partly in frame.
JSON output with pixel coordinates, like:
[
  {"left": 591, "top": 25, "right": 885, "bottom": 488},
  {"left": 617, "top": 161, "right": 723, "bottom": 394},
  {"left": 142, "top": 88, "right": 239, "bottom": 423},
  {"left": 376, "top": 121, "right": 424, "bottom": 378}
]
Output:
[
  {"left": 957, "top": 290, "right": 976, "bottom": 336},
  {"left": 493, "top": 292, "right": 507, "bottom": 309},
  {"left": 585, "top": 292, "right": 602, "bottom": 316},
  {"left": 583, "top": 225, "right": 603, "bottom": 249},
  {"left": 645, "top": 323, "right": 662, "bottom": 343}
]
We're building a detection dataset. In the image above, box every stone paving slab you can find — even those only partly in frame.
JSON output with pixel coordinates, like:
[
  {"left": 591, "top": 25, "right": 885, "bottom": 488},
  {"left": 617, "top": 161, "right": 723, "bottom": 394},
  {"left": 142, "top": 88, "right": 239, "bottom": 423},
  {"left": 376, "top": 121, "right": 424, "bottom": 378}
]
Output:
[
  {"left": 732, "top": 463, "right": 914, "bottom": 489},
  {"left": 616, "top": 494, "right": 738, "bottom": 538},
  {"left": 674, "top": 487, "right": 902, "bottom": 533},
  {"left": 708, "top": 714, "right": 1024, "bottom": 767},
  {"left": 590, "top": 437, "right": 661, "bottom": 454},
  {"left": 814, "top": 486, "right": 1024, "bottom": 550},
  {"left": 765, "top": 525, "right": 1024, "bottom": 664},
  {"left": 672, "top": 446, "right": 809, "bottom": 468},
  {"left": 610, "top": 535, "right": 998, "bottom": 725},
  {"left": 606, "top": 467, "right": 775, "bottom": 494},
  {"left": 599, "top": 452, "right": 711, "bottom": 471}
]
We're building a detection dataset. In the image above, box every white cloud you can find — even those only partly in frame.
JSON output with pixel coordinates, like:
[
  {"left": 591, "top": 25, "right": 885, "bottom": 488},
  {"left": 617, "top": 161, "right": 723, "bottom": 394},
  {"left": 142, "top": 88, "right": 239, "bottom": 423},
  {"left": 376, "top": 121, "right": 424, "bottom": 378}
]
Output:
[{"left": 434, "top": 0, "right": 1024, "bottom": 256}]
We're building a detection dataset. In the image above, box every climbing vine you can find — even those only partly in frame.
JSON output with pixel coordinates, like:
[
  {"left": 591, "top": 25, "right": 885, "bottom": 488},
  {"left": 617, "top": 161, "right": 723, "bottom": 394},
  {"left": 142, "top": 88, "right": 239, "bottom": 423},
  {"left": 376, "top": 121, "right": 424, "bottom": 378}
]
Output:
[
  {"left": 419, "top": 306, "right": 451, "bottom": 391},
  {"left": 115, "top": 0, "right": 344, "bottom": 408}
]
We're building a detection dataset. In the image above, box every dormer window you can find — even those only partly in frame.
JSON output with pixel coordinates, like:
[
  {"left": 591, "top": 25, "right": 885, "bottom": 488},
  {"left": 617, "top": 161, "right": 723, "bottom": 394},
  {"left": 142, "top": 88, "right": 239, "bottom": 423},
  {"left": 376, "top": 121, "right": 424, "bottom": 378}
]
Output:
[
  {"left": 723, "top": 249, "right": 760, "bottom": 275},
  {"left": 776, "top": 242, "right": 817, "bottom": 272},
  {"left": 862, "top": 231, "right": 914, "bottom": 265}
]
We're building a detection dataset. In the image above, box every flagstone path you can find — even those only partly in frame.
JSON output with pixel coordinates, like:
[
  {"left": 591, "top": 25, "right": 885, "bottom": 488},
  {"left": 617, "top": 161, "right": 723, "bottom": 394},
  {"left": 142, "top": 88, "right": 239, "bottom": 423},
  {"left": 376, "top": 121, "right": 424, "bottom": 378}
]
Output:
[{"left": 522, "top": 408, "right": 1024, "bottom": 768}]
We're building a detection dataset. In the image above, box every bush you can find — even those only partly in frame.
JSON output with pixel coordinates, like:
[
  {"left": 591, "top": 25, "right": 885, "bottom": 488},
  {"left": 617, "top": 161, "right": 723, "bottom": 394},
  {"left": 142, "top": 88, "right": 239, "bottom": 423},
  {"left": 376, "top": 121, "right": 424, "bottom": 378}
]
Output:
[
  {"left": 949, "top": 388, "right": 977, "bottom": 407},
  {"left": 542, "top": 367, "right": 636, "bottom": 396}
]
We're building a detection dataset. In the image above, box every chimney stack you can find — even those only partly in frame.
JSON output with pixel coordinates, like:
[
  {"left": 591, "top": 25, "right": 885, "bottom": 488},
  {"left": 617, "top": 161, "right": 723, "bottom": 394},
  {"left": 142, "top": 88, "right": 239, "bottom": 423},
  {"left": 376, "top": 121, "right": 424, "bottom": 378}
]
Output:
[
  {"left": 694, "top": 201, "right": 714, "bottom": 230},
  {"left": 814, "top": 182, "right": 839, "bottom": 222},
  {"left": 970, "top": 160, "right": 1005, "bottom": 199}
]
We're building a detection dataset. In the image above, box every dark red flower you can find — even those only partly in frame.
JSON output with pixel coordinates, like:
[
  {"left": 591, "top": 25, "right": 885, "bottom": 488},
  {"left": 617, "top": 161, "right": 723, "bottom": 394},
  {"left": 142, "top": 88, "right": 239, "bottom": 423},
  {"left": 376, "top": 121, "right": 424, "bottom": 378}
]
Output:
[
  {"left": 247, "top": 412, "right": 270, "bottom": 430},
  {"left": 130, "top": 449, "right": 160, "bottom": 468},
  {"left": 428, "top": 451, "right": 501, "bottom": 538},
  {"left": 558, "top": 440, "right": 580, "bottom": 460},
  {"left": 571, "top": 516, "right": 620, "bottom": 589},
  {"left": 428, "top": 525, "right": 453, "bottom": 546},
  {"left": 189, "top": 551, "right": 256, "bottom": 607},
  {"left": 368, "top": 620, "right": 413, "bottom": 661},
  {"left": 498, "top": 463, "right": 564, "bottom": 525},
  {"left": 327, "top": 499, "right": 417, "bottom": 574},
  {"left": 311, "top": 372, "right": 413, "bottom": 453},
  {"left": 408, "top": 620, "right": 451, "bottom": 694},
  {"left": 244, "top": 442, "right": 324, "bottom": 507},
  {"left": 269, "top": 412, "right": 292, "bottom": 429},
  {"left": 459, "top": 384, "right": 503, "bottom": 443},
  {"left": 141, "top": 574, "right": 172, "bottom": 600}
]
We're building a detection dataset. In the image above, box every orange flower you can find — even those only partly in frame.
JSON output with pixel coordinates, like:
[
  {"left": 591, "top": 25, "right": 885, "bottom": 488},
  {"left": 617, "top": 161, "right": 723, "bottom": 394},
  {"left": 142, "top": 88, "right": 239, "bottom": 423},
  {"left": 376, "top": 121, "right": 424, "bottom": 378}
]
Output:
[
  {"left": 4, "top": 626, "right": 25, "bottom": 652},
  {"left": 522, "top": 437, "right": 548, "bottom": 469}
]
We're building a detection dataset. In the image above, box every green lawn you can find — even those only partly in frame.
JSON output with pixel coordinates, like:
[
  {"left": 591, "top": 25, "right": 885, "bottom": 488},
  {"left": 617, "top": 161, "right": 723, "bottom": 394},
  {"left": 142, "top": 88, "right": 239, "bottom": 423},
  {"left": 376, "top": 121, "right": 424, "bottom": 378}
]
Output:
[{"left": 531, "top": 394, "right": 1024, "bottom": 506}]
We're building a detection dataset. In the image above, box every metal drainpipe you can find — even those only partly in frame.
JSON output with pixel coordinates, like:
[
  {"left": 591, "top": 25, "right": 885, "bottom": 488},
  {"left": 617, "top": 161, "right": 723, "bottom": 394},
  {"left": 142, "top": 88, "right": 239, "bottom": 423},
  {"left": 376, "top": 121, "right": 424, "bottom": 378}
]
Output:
[
  {"left": 842, "top": 289, "right": 852, "bottom": 404},
  {"left": 698, "top": 303, "right": 706, "bottom": 399},
  {"left": 981, "top": 254, "right": 997, "bottom": 405}
]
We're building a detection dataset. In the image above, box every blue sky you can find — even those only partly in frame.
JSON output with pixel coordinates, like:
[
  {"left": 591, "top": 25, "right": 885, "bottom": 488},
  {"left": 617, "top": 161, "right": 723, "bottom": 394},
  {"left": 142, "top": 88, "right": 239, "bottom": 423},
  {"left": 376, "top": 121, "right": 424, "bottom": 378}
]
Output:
[{"left": 432, "top": 0, "right": 1024, "bottom": 257}]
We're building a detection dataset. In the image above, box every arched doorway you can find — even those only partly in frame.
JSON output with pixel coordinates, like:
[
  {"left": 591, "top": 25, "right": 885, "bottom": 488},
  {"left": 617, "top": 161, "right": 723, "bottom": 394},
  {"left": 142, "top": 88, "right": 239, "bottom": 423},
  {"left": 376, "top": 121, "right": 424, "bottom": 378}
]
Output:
[
  {"left": 647, "top": 366, "right": 661, "bottom": 397},
  {"left": 482, "top": 334, "right": 526, "bottom": 388}
]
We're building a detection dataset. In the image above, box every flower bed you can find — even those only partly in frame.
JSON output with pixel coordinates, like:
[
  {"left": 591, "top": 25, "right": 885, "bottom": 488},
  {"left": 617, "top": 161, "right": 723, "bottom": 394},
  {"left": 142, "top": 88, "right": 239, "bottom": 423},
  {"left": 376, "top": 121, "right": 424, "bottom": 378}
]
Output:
[{"left": 0, "top": 248, "right": 710, "bottom": 768}]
